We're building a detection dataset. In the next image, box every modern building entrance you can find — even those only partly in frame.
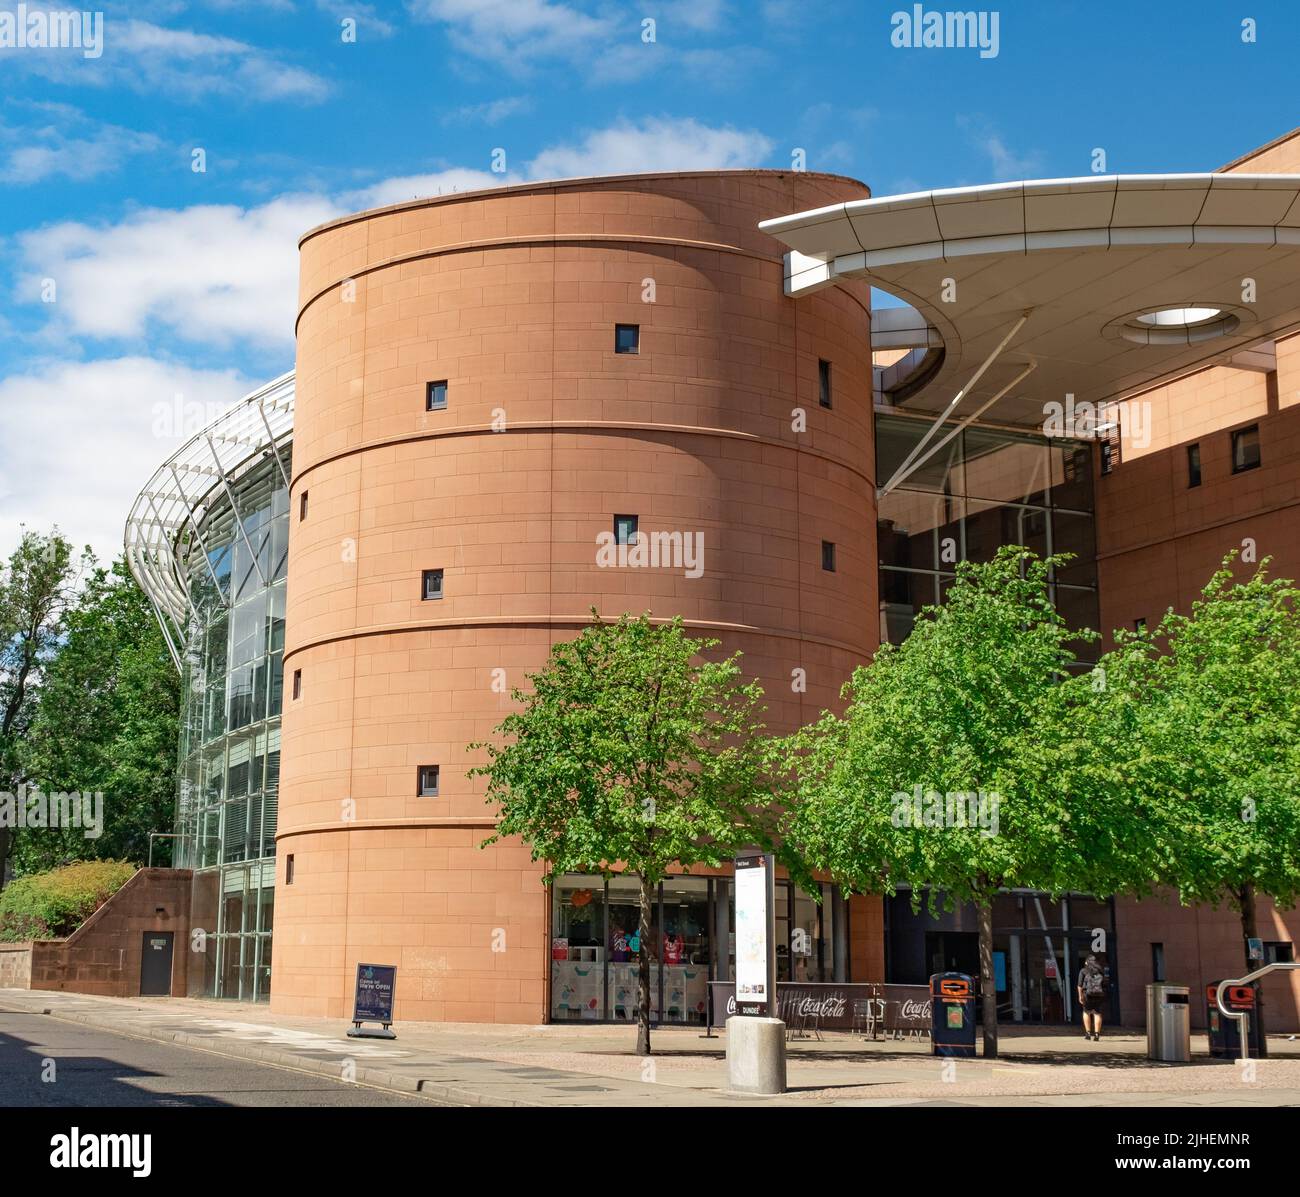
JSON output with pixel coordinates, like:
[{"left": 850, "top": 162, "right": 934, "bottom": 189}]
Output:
[{"left": 889, "top": 891, "right": 1120, "bottom": 1026}]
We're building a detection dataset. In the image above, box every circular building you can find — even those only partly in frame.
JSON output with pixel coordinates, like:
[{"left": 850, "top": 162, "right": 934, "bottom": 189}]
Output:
[{"left": 275, "top": 170, "right": 876, "bottom": 1021}]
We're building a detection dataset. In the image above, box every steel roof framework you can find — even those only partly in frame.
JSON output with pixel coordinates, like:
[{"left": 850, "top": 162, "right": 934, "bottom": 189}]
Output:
[{"left": 124, "top": 372, "right": 295, "bottom": 672}]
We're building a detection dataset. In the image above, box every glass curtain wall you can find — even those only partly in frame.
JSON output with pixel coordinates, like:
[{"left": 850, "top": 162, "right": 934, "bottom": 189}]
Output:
[
  {"left": 876, "top": 414, "right": 1099, "bottom": 661},
  {"left": 174, "top": 454, "right": 289, "bottom": 1001}
]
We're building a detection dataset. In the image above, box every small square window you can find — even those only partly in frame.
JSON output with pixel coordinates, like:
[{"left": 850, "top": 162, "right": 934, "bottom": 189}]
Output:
[
  {"left": 285, "top": 854, "right": 295, "bottom": 885},
  {"left": 1231, "top": 424, "right": 1260, "bottom": 473},
  {"left": 614, "top": 514, "right": 638, "bottom": 546},
  {"left": 292, "top": 669, "right": 302, "bottom": 700},
  {"left": 418, "top": 765, "right": 440, "bottom": 797},
  {"left": 1187, "top": 443, "right": 1201, "bottom": 488},
  {"left": 818, "top": 359, "right": 832, "bottom": 409},
  {"left": 299, "top": 490, "right": 309, "bottom": 520},
  {"left": 426, "top": 380, "right": 448, "bottom": 411},
  {"left": 821, "top": 540, "right": 836, "bottom": 572},
  {"left": 614, "top": 324, "right": 640, "bottom": 354},
  {"left": 422, "top": 568, "right": 444, "bottom": 601},
  {"left": 1133, "top": 617, "right": 1146, "bottom": 633}
]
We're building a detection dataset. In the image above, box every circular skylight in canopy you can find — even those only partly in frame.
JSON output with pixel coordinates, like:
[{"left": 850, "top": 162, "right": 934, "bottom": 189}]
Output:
[{"left": 1133, "top": 306, "right": 1223, "bottom": 328}]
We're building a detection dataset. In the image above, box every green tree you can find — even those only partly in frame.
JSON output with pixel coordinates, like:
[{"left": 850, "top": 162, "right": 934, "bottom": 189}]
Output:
[
  {"left": 786, "top": 548, "right": 1113, "bottom": 1057},
  {"left": 0, "top": 530, "right": 89, "bottom": 889},
  {"left": 471, "top": 611, "right": 801, "bottom": 1055},
  {"left": 1103, "top": 555, "right": 1300, "bottom": 964},
  {"left": 18, "top": 559, "right": 180, "bottom": 872}
]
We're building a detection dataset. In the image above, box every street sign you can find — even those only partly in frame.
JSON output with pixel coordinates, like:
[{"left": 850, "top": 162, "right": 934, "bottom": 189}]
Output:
[{"left": 734, "top": 852, "right": 776, "bottom": 1017}]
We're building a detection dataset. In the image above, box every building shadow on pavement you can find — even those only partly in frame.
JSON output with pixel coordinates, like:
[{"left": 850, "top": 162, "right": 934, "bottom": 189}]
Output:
[{"left": 0, "top": 1030, "right": 230, "bottom": 1108}]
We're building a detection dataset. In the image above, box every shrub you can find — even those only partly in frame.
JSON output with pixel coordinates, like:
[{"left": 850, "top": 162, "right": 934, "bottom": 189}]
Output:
[{"left": 0, "top": 860, "right": 137, "bottom": 942}]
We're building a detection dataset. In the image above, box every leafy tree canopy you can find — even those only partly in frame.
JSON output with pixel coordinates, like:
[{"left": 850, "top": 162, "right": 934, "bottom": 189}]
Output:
[{"left": 473, "top": 610, "right": 802, "bottom": 885}]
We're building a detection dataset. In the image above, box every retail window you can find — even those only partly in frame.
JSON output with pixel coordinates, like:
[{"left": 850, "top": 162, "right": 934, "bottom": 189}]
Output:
[
  {"left": 422, "top": 568, "right": 444, "bottom": 601},
  {"left": 614, "top": 324, "right": 640, "bottom": 354},
  {"left": 1231, "top": 424, "right": 1261, "bottom": 473},
  {"left": 1187, "top": 443, "right": 1201, "bottom": 488},
  {"left": 418, "top": 765, "right": 440, "bottom": 797},
  {"left": 818, "top": 359, "right": 832, "bottom": 409},
  {"left": 426, "top": 380, "right": 448, "bottom": 411}
]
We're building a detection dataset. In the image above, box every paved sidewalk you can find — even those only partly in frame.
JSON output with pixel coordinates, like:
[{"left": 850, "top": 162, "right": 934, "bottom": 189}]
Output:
[{"left": 3, "top": 988, "right": 1298, "bottom": 1106}]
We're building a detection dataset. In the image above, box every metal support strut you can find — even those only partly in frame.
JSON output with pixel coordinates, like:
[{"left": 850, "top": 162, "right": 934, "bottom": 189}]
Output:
[{"left": 879, "top": 309, "right": 1033, "bottom": 499}]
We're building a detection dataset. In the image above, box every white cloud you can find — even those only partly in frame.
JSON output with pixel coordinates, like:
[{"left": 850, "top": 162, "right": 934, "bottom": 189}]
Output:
[
  {"left": 980, "top": 134, "right": 1041, "bottom": 181},
  {"left": 316, "top": 0, "right": 396, "bottom": 37},
  {"left": 958, "top": 117, "right": 1042, "bottom": 182},
  {"left": 2, "top": 114, "right": 778, "bottom": 562},
  {"left": 0, "top": 107, "right": 160, "bottom": 184},
  {"left": 411, "top": 0, "right": 760, "bottom": 84},
  {"left": 409, "top": 0, "right": 615, "bottom": 67},
  {"left": 0, "top": 17, "right": 330, "bottom": 103},
  {"left": 347, "top": 168, "right": 517, "bottom": 210},
  {"left": 649, "top": 0, "right": 729, "bottom": 33},
  {"left": 441, "top": 96, "right": 533, "bottom": 126},
  {"left": 16, "top": 193, "right": 340, "bottom": 348},
  {"left": 203, "top": 0, "right": 396, "bottom": 36},
  {"left": 0, "top": 357, "right": 253, "bottom": 565},
  {"left": 526, "top": 116, "right": 772, "bottom": 178},
  {"left": 14, "top": 118, "right": 771, "bottom": 350}
]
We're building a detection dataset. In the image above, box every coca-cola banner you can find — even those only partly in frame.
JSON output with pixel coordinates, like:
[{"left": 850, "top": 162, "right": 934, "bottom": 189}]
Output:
[{"left": 708, "top": 981, "right": 933, "bottom": 1033}]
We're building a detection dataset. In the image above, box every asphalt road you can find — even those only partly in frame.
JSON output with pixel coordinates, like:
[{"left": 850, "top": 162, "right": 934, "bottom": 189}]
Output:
[{"left": 0, "top": 1007, "right": 452, "bottom": 1107}]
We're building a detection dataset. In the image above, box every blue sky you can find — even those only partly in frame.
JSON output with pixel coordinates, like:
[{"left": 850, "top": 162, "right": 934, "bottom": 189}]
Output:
[{"left": 2, "top": 0, "right": 1299, "bottom": 561}]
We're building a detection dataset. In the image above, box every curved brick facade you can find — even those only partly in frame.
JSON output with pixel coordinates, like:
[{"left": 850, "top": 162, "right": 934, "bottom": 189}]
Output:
[{"left": 273, "top": 171, "right": 876, "bottom": 1021}]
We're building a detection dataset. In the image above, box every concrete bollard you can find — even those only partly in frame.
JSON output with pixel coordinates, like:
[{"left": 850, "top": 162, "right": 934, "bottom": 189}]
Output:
[{"left": 726, "top": 1016, "right": 787, "bottom": 1094}]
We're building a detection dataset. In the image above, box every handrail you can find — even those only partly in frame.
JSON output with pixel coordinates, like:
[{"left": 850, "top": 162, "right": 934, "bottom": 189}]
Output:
[{"left": 1214, "top": 962, "right": 1300, "bottom": 1062}]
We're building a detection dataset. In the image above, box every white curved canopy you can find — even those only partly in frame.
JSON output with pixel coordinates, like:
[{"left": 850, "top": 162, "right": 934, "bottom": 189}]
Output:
[{"left": 761, "top": 174, "right": 1300, "bottom": 426}]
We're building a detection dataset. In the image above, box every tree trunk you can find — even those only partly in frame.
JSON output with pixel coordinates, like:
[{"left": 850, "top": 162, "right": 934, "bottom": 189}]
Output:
[
  {"left": 1239, "top": 883, "right": 1258, "bottom": 968},
  {"left": 978, "top": 895, "right": 998, "bottom": 1059},
  {"left": 636, "top": 873, "right": 654, "bottom": 1056}
]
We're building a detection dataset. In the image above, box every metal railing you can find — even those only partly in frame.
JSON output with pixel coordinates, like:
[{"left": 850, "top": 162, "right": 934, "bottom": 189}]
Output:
[{"left": 1214, "top": 962, "right": 1300, "bottom": 1061}]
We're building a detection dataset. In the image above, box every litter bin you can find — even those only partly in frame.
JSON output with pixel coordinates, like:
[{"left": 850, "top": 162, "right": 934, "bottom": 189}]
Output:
[
  {"left": 929, "top": 972, "right": 977, "bottom": 1057},
  {"left": 1145, "top": 983, "right": 1190, "bottom": 1062},
  {"left": 1206, "top": 981, "right": 1267, "bottom": 1059}
]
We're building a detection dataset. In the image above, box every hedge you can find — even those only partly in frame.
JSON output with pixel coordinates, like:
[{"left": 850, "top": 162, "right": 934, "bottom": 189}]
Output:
[{"left": 0, "top": 860, "right": 137, "bottom": 942}]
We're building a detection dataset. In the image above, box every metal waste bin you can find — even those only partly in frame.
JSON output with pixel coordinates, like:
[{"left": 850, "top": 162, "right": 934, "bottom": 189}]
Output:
[{"left": 1146, "top": 983, "right": 1191, "bottom": 1062}]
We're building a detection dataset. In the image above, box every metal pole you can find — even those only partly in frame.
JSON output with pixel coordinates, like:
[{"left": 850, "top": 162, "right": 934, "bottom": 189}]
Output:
[
  {"left": 205, "top": 435, "right": 268, "bottom": 589},
  {"left": 880, "top": 309, "right": 1032, "bottom": 496},
  {"left": 148, "top": 832, "right": 183, "bottom": 868},
  {"left": 256, "top": 398, "right": 292, "bottom": 492},
  {"left": 169, "top": 463, "right": 228, "bottom": 601},
  {"left": 880, "top": 362, "right": 1039, "bottom": 499},
  {"left": 1215, "top": 962, "right": 1300, "bottom": 1062}
]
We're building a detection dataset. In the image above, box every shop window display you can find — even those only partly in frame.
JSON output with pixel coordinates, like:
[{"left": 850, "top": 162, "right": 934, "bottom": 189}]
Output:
[{"left": 551, "top": 873, "right": 845, "bottom": 1023}]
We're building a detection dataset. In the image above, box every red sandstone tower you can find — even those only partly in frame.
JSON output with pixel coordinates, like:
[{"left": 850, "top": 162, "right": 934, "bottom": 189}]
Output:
[{"left": 273, "top": 171, "right": 878, "bottom": 1020}]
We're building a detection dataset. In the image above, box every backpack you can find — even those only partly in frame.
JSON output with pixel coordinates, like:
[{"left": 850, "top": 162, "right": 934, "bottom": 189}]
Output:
[{"left": 1083, "top": 966, "right": 1107, "bottom": 998}]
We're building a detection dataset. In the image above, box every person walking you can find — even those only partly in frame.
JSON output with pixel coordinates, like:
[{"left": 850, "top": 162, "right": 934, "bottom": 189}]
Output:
[{"left": 1077, "top": 953, "right": 1109, "bottom": 1041}]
